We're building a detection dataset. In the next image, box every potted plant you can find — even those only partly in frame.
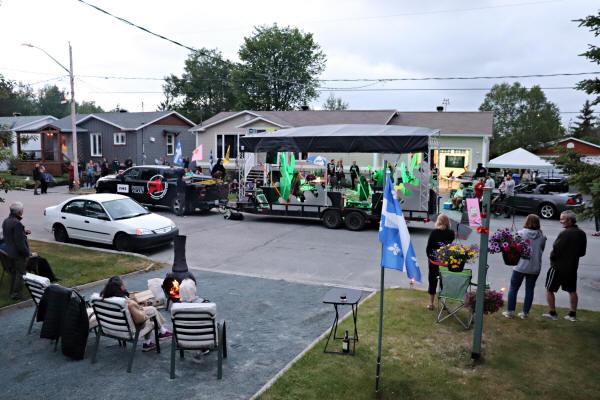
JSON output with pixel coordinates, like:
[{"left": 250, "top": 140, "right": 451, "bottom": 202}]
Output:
[
  {"left": 434, "top": 243, "right": 479, "bottom": 272},
  {"left": 488, "top": 228, "right": 531, "bottom": 266},
  {"left": 464, "top": 289, "right": 504, "bottom": 314}
]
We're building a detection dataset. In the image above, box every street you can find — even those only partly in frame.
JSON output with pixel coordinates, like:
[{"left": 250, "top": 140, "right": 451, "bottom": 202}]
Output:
[{"left": 5, "top": 186, "right": 600, "bottom": 311}]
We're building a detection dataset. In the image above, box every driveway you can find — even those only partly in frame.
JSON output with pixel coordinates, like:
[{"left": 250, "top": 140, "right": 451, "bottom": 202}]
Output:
[{"left": 6, "top": 186, "right": 600, "bottom": 310}]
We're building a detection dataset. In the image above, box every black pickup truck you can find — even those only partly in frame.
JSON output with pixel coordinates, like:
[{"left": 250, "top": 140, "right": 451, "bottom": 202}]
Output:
[{"left": 95, "top": 165, "right": 229, "bottom": 214}]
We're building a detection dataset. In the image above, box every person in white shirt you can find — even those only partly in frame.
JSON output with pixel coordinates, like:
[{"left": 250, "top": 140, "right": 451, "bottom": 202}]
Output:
[{"left": 485, "top": 175, "right": 496, "bottom": 189}]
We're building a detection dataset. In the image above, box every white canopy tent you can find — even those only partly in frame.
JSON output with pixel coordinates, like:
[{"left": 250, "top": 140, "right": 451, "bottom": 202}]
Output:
[{"left": 487, "top": 147, "right": 553, "bottom": 170}]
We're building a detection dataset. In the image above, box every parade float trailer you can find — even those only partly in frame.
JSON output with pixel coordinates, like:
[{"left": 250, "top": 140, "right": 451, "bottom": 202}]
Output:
[{"left": 230, "top": 124, "right": 440, "bottom": 231}]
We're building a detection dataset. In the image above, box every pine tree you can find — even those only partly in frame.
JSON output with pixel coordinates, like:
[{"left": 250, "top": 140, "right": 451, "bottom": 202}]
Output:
[{"left": 571, "top": 100, "right": 596, "bottom": 139}]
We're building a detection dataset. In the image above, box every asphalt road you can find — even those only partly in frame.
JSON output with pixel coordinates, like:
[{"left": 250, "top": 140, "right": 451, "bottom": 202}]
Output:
[{"left": 5, "top": 186, "right": 600, "bottom": 311}]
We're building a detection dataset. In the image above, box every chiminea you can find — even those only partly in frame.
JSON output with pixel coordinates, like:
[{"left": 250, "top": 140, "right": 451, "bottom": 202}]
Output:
[{"left": 162, "top": 235, "right": 196, "bottom": 304}]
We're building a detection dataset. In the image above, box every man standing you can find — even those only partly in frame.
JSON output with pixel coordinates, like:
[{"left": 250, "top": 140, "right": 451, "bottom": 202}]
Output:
[
  {"left": 32, "top": 163, "right": 42, "bottom": 195},
  {"left": 485, "top": 174, "right": 496, "bottom": 189},
  {"left": 2, "top": 202, "right": 32, "bottom": 300},
  {"left": 499, "top": 174, "right": 515, "bottom": 218},
  {"left": 349, "top": 161, "right": 360, "bottom": 189},
  {"left": 474, "top": 162, "right": 487, "bottom": 179},
  {"left": 543, "top": 211, "right": 587, "bottom": 322},
  {"left": 327, "top": 159, "right": 336, "bottom": 187}
]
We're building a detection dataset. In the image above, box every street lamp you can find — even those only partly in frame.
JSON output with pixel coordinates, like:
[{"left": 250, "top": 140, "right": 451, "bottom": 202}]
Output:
[{"left": 22, "top": 42, "right": 80, "bottom": 190}]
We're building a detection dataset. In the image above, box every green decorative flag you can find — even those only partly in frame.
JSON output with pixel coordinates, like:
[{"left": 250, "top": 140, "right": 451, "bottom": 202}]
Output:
[{"left": 278, "top": 152, "right": 296, "bottom": 201}]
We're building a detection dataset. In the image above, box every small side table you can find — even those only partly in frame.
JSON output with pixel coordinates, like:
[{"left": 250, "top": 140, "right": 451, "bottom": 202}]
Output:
[{"left": 322, "top": 287, "right": 362, "bottom": 355}]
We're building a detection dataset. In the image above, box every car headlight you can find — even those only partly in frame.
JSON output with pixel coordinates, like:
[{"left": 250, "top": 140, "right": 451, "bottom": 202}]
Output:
[{"left": 135, "top": 228, "right": 153, "bottom": 236}]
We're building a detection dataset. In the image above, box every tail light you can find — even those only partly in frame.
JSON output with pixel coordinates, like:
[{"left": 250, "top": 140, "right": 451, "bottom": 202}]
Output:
[{"left": 566, "top": 197, "right": 576, "bottom": 205}]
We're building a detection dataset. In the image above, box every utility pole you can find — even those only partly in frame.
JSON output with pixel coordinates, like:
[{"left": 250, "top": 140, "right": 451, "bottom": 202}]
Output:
[
  {"left": 69, "top": 43, "right": 80, "bottom": 190},
  {"left": 23, "top": 42, "right": 80, "bottom": 190}
]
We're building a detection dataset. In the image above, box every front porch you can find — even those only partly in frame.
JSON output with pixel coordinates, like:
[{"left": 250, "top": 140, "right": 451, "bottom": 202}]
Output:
[{"left": 15, "top": 126, "right": 67, "bottom": 176}]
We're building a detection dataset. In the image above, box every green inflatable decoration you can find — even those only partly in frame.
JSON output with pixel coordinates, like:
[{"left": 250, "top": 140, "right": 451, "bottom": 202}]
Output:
[
  {"left": 358, "top": 175, "right": 371, "bottom": 201},
  {"left": 278, "top": 152, "right": 296, "bottom": 201}
]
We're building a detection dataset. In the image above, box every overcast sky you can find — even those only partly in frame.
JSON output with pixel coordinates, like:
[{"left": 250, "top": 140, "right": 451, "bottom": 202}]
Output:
[{"left": 1, "top": 0, "right": 598, "bottom": 126}]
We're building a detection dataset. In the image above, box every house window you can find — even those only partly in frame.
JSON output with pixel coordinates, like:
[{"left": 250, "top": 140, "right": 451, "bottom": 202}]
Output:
[
  {"left": 90, "top": 133, "right": 102, "bottom": 157},
  {"left": 166, "top": 134, "right": 175, "bottom": 155},
  {"left": 216, "top": 134, "right": 239, "bottom": 159},
  {"left": 113, "top": 132, "right": 126, "bottom": 145}
]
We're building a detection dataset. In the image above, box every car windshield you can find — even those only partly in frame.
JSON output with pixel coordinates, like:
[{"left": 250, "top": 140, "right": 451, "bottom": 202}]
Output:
[{"left": 102, "top": 198, "right": 150, "bottom": 220}]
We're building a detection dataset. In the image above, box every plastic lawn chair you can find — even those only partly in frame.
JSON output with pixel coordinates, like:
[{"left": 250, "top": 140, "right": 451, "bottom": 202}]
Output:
[{"left": 437, "top": 267, "right": 473, "bottom": 329}]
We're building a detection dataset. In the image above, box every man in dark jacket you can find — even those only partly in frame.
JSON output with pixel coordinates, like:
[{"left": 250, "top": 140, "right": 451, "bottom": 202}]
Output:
[
  {"left": 543, "top": 210, "right": 587, "bottom": 322},
  {"left": 32, "top": 163, "right": 42, "bottom": 195},
  {"left": 2, "top": 202, "right": 32, "bottom": 300},
  {"left": 349, "top": 161, "right": 360, "bottom": 189}
]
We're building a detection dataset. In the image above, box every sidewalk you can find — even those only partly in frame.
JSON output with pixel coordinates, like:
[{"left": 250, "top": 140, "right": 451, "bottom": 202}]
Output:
[{"left": 0, "top": 267, "right": 367, "bottom": 400}]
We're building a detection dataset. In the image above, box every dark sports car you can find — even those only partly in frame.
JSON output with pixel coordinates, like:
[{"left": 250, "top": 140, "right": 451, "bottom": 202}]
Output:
[
  {"left": 95, "top": 165, "right": 229, "bottom": 214},
  {"left": 493, "top": 182, "right": 584, "bottom": 219}
]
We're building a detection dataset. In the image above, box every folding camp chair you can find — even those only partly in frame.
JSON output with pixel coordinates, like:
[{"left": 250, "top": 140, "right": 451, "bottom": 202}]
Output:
[
  {"left": 90, "top": 294, "right": 160, "bottom": 373},
  {"left": 23, "top": 273, "right": 51, "bottom": 334},
  {"left": 170, "top": 302, "right": 227, "bottom": 380},
  {"left": 437, "top": 267, "right": 473, "bottom": 329}
]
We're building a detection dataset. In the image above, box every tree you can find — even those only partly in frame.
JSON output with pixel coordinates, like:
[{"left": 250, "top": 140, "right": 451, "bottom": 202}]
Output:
[
  {"left": 0, "top": 75, "right": 37, "bottom": 116},
  {"left": 77, "top": 100, "right": 104, "bottom": 114},
  {"left": 233, "top": 24, "right": 326, "bottom": 110},
  {"left": 479, "top": 82, "right": 564, "bottom": 156},
  {"left": 36, "top": 85, "right": 70, "bottom": 118},
  {"left": 571, "top": 100, "right": 597, "bottom": 139},
  {"left": 554, "top": 147, "right": 600, "bottom": 222},
  {"left": 322, "top": 93, "right": 349, "bottom": 110},
  {"left": 162, "top": 48, "right": 235, "bottom": 122},
  {"left": 575, "top": 12, "right": 600, "bottom": 105}
]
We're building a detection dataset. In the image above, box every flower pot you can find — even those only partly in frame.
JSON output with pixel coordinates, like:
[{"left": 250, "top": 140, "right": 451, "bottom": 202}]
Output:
[
  {"left": 448, "top": 260, "right": 466, "bottom": 272},
  {"left": 502, "top": 250, "right": 521, "bottom": 266}
]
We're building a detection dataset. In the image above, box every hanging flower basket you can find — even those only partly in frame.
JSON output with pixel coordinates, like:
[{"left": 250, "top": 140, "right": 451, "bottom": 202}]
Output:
[
  {"left": 464, "top": 289, "right": 504, "bottom": 314},
  {"left": 448, "top": 260, "right": 466, "bottom": 272},
  {"left": 433, "top": 243, "right": 478, "bottom": 272},
  {"left": 502, "top": 250, "right": 521, "bottom": 266},
  {"left": 488, "top": 228, "right": 531, "bottom": 266}
]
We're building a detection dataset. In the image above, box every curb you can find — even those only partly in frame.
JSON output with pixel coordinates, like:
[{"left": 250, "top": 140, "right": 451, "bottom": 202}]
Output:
[{"left": 249, "top": 290, "right": 377, "bottom": 400}]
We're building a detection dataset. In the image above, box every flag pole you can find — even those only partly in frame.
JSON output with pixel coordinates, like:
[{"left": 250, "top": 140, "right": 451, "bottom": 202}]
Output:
[
  {"left": 375, "top": 163, "right": 389, "bottom": 393},
  {"left": 375, "top": 265, "right": 385, "bottom": 392},
  {"left": 471, "top": 187, "right": 492, "bottom": 359}
]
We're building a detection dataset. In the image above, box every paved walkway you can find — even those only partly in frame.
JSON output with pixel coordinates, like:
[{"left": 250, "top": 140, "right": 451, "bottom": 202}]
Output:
[{"left": 0, "top": 267, "right": 368, "bottom": 400}]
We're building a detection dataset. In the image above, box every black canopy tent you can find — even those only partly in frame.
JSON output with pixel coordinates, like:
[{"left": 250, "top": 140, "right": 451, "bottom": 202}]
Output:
[{"left": 239, "top": 124, "right": 438, "bottom": 154}]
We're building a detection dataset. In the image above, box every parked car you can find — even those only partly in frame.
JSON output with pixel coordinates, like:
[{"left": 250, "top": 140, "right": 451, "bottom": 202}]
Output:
[
  {"left": 534, "top": 171, "right": 569, "bottom": 192},
  {"left": 492, "top": 182, "right": 584, "bottom": 219},
  {"left": 44, "top": 194, "right": 178, "bottom": 251},
  {"left": 95, "top": 165, "right": 229, "bottom": 214}
]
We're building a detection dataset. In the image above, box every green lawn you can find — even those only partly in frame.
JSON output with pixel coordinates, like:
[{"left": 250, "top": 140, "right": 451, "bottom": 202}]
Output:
[
  {"left": 260, "top": 288, "right": 600, "bottom": 400},
  {"left": 0, "top": 172, "right": 69, "bottom": 189},
  {"left": 1, "top": 240, "right": 157, "bottom": 308}
]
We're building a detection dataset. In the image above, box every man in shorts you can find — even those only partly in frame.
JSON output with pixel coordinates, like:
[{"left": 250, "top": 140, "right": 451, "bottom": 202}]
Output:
[{"left": 543, "top": 211, "right": 587, "bottom": 322}]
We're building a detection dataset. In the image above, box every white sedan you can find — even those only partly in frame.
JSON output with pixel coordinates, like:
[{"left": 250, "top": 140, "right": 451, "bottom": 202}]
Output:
[{"left": 44, "top": 193, "right": 178, "bottom": 252}]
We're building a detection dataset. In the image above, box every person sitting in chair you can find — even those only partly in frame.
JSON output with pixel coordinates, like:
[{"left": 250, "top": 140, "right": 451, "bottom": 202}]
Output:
[
  {"left": 451, "top": 184, "right": 465, "bottom": 210},
  {"left": 178, "top": 278, "right": 212, "bottom": 361},
  {"left": 100, "top": 276, "right": 172, "bottom": 352}
]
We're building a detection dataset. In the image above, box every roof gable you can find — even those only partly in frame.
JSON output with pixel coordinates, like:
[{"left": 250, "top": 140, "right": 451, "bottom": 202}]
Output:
[
  {"left": 50, "top": 111, "right": 193, "bottom": 132},
  {"left": 0, "top": 115, "right": 57, "bottom": 131}
]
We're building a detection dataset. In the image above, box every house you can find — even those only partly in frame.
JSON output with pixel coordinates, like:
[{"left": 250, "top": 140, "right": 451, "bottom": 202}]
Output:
[
  {"left": 0, "top": 115, "right": 58, "bottom": 170},
  {"left": 534, "top": 137, "right": 600, "bottom": 164},
  {"left": 189, "top": 110, "right": 493, "bottom": 178},
  {"left": 13, "top": 111, "right": 195, "bottom": 175}
]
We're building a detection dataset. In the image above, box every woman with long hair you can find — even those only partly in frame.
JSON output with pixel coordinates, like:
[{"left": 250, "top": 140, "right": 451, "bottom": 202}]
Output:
[
  {"left": 100, "top": 276, "right": 172, "bottom": 351},
  {"left": 425, "top": 214, "right": 455, "bottom": 310},
  {"left": 503, "top": 214, "right": 547, "bottom": 319}
]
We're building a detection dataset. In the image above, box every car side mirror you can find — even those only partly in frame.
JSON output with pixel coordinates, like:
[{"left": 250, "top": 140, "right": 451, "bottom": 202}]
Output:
[
  {"left": 97, "top": 215, "right": 110, "bottom": 221},
  {"left": 118, "top": 173, "right": 125, "bottom": 182}
]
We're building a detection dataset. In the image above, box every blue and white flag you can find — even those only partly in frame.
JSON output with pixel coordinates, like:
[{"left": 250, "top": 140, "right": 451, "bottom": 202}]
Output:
[
  {"left": 173, "top": 140, "right": 183, "bottom": 166},
  {"left": 378, "top": 175, "right": 422, "bottom": 282}
]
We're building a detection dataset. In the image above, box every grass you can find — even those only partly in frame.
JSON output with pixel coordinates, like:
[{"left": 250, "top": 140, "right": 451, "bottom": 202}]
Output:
[
  {"left": 259, "top": 288, "right": 600, "bottom": 400},
  {"left": 0, "top": 172, "right": 69, "bottom": 189},
  {"left": 0, "top": 240, "right": 157, "bottom": 308}
]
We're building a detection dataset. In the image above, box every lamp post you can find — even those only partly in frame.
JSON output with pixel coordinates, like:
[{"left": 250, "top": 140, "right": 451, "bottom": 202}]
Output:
[{"left": 22, "top": 42, "right": 79, "bottom": 190}]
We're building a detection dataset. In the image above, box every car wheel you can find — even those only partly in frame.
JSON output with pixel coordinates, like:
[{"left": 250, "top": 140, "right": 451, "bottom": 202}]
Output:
[
  {"left": 114, "top": 233, "right": 131, "bottom": 252},
  {"left": 538, "top": 203, "right": 557, "bottom": 219},
  {"left": 322, "top": 210, "right": 342, "bottom": 229},
  {"left": 171, "top": 197, "right": 186, "bottom": 215},
  {"left": 345, "top": 211, "right": 366, "bottom": 231},
  {"left": 53, "top": 224, "right": 69, "bottom": 243}
]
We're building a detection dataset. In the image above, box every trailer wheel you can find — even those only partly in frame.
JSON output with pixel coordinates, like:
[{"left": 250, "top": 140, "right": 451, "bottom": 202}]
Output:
[
  {"left": 322, "top": 210, "right": 342, "bottom": 229},
  {"left": 345, "top": 211, "right": 366, "bottom": 231}
]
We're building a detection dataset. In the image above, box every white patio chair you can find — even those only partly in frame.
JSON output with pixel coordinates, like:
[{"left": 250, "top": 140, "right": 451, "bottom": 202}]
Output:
[
  {"left": 90, "top": 294, "right": 160, "bottom": 373},
  {"left": 170, "top": 302, "right": 227, "bottom": 379},
  {"left": 23, "top": 272, "right": 51, "bottom": 334}
]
